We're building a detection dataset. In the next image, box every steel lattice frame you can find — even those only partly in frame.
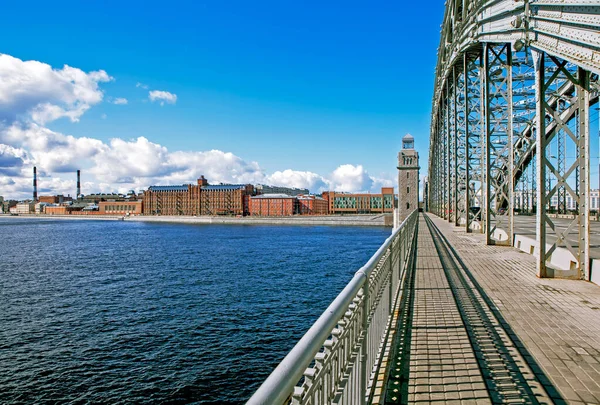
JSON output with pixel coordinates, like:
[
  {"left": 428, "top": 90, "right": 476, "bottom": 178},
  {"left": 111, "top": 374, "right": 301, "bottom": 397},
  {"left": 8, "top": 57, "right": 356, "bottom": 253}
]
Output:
[
  {"left": 427, "top": 0, "right": 600, "bottom": 279},
  {"left": 534, "top": 52, "right": 591, "bottom": 278},
  {"left": 465, "top": 51, "right": 485, "bottom": 233},
  {"left": 455, "top": 65, "right": 468, "bottom": 227},
  {"left": 448, "top": 76, "right": 457, "bottom": 224},
  {"left": 484, "top": 43, "right": 514, "bottom": 245}
]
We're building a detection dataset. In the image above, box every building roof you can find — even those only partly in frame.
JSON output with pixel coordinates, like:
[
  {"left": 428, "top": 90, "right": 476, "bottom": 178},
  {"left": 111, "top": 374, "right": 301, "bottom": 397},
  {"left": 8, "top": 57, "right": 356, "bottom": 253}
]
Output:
[
  {"left": 255, "top": 184, "right": 308, "bottom": 191},
  {"left": 297, "top": 195, "right": 326, "bottom": 201},
  {"left": 251, "top": 193, "right": 295, "bottom": 199},
  {"left": 403, "top": 133, "right": 414, "bottom": 141},
  {"left": 202, "top": 184, "right": 247, "bottom": 191},
  {"left": 148, "top": 185, "right": 189, "bottom": 192}
]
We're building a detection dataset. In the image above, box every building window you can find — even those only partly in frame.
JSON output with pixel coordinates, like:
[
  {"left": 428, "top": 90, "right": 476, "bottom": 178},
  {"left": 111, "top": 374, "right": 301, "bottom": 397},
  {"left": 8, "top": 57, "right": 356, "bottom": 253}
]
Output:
[
  {"left": 407, "top": 187, "right": 410, "bottom": 194},
  {"left": 407, "top": 172, "right": 409, "bottom": 178},
  {"left": 406, "top": 202, "right": 410, "bottom": 209}
]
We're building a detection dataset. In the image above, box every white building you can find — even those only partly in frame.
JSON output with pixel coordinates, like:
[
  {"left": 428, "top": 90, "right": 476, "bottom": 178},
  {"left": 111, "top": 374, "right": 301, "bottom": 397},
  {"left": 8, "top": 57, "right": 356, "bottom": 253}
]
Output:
[
  {"left": 513, "top": 189, "right": 600, "bottom": 212},
  {"left": 11, "top": 202, "right": 35, "bottom": 214}
]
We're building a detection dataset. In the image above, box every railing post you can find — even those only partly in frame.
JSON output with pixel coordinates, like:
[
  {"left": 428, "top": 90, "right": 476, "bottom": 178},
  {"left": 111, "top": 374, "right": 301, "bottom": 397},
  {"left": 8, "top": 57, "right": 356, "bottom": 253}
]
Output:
[
  {"left": 400, "top": 227, "right": 405, "bottom": 274},
  {"left": 395, "top": 230, "right": 402, "bottom": 278},
  {"left": 404, "top": 222, "right": 409, "bottom": 262},
  {"left": 360, "top": 280, "right": 369, "bottom": 405},
  {"left": 388, "top": 246, "right": 393, "bottom": 314}
]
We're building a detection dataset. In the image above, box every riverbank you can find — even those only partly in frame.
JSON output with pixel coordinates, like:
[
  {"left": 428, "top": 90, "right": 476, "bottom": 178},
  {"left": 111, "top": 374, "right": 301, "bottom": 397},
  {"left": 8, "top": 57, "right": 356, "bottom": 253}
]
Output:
[{"left": 0, "top": 213, "right": 389, "bottom": 227}]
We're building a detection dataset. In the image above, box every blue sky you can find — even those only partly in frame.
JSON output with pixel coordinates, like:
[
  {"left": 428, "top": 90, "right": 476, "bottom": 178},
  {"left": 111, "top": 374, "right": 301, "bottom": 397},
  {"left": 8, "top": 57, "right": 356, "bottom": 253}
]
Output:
[{"left": 0, "top": 1, "right": 445, "bottom": 199}]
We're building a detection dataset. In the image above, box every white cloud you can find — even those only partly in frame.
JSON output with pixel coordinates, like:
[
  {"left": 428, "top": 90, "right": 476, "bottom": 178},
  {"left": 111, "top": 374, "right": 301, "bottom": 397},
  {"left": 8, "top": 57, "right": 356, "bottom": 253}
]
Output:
[
  {"left": 2, "top": 123, "right": 106, "bottom": 173},
  {"left": 0, "top": 144, "right": 29, "bottom": 176},
  {"left": 166, "top": 150, "right": 264, "bottom": 184},
  {"left": 149, "top": 90, "right": 177, "bottom": 106},
  {"left": 328, "top": 164, "right": 374, "bottom": 192},
  {"left": 88, "top": 138, "right": 265, "bottom": 188},
  {"left": 266, "top": 169, "right": 329, "bottom": 191},
  {"left": 136, "top": 82, "right": 148, "bottom": 89},
  {"left": 0, "top": 124, "right": 395, "bottom": 199},
  {"left": 101, "top": 113, "right": 107, "bottom": 120},
  {"left": 370, "top": 175, "right": 394, "bottom": 190},
  {"left": 0, "top": 53, "right": 112, "bottom": 125},
  {"left": 0, "top": 52, "right": 398, "bottom": 200},
  {"left": 90, "top": 136, "right": 172, "bottom": 183},
  {"left": 0, "top": 125, "right": 395, "bottom": 198}
]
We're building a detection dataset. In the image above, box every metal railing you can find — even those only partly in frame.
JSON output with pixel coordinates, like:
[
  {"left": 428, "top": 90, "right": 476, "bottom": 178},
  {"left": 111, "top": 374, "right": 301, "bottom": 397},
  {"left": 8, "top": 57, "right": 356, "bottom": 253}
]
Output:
[{"left": 247, "top": 209, "right": 419, "bottom": 405}]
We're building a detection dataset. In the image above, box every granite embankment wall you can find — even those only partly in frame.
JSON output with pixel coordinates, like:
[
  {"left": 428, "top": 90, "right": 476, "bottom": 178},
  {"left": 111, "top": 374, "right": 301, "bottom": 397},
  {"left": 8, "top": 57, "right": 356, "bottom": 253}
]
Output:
[{"left": 0, "top": 214, "right": 387, "bottom": 227}]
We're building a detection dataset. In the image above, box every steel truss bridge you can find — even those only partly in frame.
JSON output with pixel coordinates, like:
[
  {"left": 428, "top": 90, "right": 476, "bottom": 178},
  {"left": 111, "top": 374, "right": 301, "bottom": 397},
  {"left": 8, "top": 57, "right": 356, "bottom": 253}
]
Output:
[
  {"left": 247, "top": 1, "right": 600, "bottom": 404},
  {"left": 428, "top": 0, "right": 600, "bottom": 279}
]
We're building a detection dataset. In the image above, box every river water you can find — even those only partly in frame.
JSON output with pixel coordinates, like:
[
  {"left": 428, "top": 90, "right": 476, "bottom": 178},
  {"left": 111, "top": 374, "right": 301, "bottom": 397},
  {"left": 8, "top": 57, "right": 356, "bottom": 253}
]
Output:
[{"left": 0, "top": 218, "right": 389, "bottom": 404}]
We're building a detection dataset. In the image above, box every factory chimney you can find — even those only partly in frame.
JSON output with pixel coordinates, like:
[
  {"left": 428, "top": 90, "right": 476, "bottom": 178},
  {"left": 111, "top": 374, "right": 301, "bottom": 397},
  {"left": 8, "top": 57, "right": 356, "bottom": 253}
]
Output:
[
  {"left": 33, "top": 166, "right": 38, "bottom": 201},
  {"left": 76, "top": 170, "right": 81, "bottom": 199}
]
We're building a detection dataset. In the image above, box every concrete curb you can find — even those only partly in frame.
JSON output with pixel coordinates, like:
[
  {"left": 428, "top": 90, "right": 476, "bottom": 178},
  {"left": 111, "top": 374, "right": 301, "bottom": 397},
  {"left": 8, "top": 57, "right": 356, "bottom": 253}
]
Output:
[
  {"left": 0, "top": 214, "right": 387, "bottom": 227},
  {"left": 513, "top": 234, "right": 580, "bottom": 279}
]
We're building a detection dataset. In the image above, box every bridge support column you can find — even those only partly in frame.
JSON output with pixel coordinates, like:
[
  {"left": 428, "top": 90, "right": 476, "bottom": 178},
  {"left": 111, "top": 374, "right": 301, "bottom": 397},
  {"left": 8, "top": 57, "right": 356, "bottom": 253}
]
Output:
[
  {"left": 533, "top": 50, "right": 591, "bottom": 279},
  {"left": 443, "top": 90, "right": 450, "bottom": 221},
  {"left": 483, "top": 43, "right": 514, "bottom": 246},
  {"left": 533, "top": 50, "right": 547, "bottom": 278},
  {"left": 448, "top": 74, "right": 457, "bottom": 224},
  {"left": 578, "top": 67, "right": 591, "bottom": 281},
  {"left": 437, "top": 113, "right": 443, "bottom": 218},
  {"left": 463, "top": 52, "right": 471, "bottom": 231},
  {"left": 464, "top": 49, "right": 485, "bottom": 233},
  {"left": 453, "top": 66, "right": 462, "bottom": 227}
]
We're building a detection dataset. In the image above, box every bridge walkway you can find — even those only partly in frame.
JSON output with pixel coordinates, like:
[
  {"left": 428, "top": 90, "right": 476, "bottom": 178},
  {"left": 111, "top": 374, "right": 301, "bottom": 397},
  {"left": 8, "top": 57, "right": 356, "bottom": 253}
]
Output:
[{"left": 380, "top": 213, "right": 600, "bottom": 404}]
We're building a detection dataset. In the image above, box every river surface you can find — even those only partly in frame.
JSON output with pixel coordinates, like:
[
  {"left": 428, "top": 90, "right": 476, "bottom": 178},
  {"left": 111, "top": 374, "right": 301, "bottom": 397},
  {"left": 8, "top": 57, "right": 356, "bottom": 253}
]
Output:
[{"left": 0, "top": 218, "right": 389, "bottom": 404}]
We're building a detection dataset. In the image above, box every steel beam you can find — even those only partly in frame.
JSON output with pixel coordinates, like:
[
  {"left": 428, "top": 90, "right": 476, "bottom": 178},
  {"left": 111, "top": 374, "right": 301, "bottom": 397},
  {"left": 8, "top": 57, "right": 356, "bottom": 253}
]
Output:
[
  {"left": 483, "top": 43, "right": 514, "bottom": 246},
  {"left": 534, "top": 51, "right": 591, "bottom": 279}
]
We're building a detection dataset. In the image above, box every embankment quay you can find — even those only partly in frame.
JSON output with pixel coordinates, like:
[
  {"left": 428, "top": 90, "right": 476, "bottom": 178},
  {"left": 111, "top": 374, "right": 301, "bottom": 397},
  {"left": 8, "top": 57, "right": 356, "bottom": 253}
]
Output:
[
  {"left": 248, "top": 212, "right": 600, "bottom": 404},
  {"left": 0, "top": 213, "right": 388, "bottom": 227}
]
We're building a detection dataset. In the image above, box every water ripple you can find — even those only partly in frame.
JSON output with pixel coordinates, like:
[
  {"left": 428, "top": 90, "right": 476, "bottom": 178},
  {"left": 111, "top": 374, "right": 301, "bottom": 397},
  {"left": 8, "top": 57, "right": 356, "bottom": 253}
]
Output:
[{"left": 0, "top": 219, "right": 388, "bottom": 403}]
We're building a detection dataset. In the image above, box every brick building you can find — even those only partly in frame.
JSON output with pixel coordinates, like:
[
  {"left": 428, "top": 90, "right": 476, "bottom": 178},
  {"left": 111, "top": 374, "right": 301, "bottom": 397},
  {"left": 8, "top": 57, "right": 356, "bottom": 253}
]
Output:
[
  {"left": 249, "top": 194, "right": 297, "bottom": 216},
  {"left": 201, "top": 184, "right": 253, "bottom": 216},
  {"left": 322, "top": 188, "right": 395, "bottom": 214},
  {"left": 39, "top": 195, "right": 73, "bottom": 204},
  {"left": 81, "top": 193, "right": 139, "bottom": 204},
  {"left": 142, "top": 176, "right": 253, "bottom": 216},
  {"left": 45, "top": 206, "right": 69, "bottom": 215},
  {"left": 99, "top": 201, "right": 143, "bottom": 215},
  {"left": 143, "top": 185, "right": 200, "bottom": 215},
  {"left": 297, "top": 195, "right": 329, "bottom": 215}
]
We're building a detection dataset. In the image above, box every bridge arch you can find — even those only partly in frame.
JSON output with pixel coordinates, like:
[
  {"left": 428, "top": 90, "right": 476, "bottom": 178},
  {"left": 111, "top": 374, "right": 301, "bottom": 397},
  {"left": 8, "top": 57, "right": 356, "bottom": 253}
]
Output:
[{"left": 427, "top": 0, "right": 600, "bottom": 279}]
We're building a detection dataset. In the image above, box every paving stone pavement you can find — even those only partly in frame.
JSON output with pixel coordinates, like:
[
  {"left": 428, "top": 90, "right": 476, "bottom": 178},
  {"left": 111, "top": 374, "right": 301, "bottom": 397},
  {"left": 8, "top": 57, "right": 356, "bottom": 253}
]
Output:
[
  {"left": 385, "top": 215, "right": 492, "bottom": 404},
  {"left": 428, "top": 213, "right": 600, "bottom": 404}
]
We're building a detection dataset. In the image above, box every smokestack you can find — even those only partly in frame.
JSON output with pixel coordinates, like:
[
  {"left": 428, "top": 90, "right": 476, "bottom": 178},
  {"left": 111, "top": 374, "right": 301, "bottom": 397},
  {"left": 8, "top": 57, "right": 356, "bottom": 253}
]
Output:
[
  {"left": 33, "top": 166, "right": 38, "bottom": 201},
  {"left": 77, "top": 170, "right": 81, "bottom": 198}
]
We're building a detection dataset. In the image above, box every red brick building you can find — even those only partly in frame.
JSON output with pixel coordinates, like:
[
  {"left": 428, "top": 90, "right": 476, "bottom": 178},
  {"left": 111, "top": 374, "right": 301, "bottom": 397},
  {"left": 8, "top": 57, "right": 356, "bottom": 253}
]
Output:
[
  {"left": 297, "top": 195, "right": 329, "bottom": 215},
  {"left": 99, "top": 201, "right": 143, "bottom": 215},
  {"left": 143, "top": 184, "right": 200, "bottom": 215},
  {"left": 142, "top": 176, "right": 253, "bottom": 216},
  {"left": 249, "top": 194, "right": 297, "bottom": 216},
  {"left": 39, "top": 195, "right": 73, "bottom": 204},
  {"left": 201, "top": 184, "right": 254, "bottom": 216},
  {"left": 45, "top": 206, "right": 69, "bottom": 215}
]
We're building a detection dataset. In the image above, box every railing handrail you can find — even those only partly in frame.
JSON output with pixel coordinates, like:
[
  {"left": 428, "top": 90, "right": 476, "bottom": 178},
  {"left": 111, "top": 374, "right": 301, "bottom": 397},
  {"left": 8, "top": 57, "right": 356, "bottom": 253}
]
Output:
[{"left": 247, "top": 210, "right": 417, "bottom": 405}]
